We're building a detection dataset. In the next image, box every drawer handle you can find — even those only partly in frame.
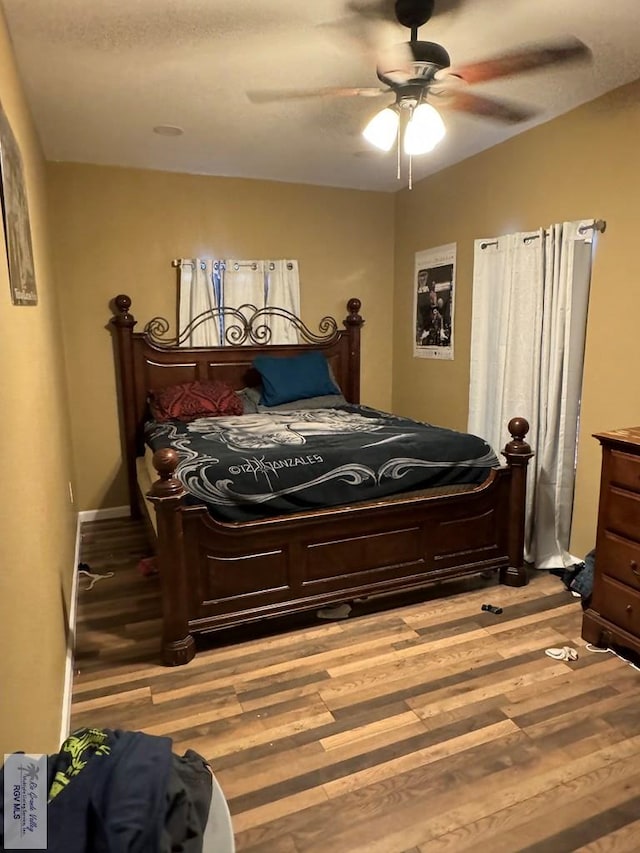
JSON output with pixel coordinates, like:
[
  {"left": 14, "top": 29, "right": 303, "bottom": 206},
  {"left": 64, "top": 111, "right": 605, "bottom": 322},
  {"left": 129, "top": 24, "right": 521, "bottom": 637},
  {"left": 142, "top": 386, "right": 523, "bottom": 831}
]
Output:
[
  {"left": 626, "top": 604, "right": 633, "bottom": 614},
  {"left": 631, "top": 561, "right": 640, "bottom": 577}
]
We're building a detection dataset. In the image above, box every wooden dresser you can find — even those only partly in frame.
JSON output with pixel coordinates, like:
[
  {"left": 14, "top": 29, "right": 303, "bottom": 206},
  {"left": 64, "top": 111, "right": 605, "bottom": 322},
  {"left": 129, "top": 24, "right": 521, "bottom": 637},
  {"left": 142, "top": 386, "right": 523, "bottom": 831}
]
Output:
[{"left": 582, "top": 427, "right": 640, "bottom": 656}]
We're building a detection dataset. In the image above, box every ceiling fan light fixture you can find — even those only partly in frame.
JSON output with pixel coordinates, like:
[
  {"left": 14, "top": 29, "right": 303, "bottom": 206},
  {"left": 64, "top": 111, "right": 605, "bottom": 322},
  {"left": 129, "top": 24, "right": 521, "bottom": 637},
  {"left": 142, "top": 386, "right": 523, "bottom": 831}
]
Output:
[
  {"left": 362, "top": 106, "right": 399, "bottom": 151},
  {"left": 403, "top": 102, "right": 446, "bottom": 155}
]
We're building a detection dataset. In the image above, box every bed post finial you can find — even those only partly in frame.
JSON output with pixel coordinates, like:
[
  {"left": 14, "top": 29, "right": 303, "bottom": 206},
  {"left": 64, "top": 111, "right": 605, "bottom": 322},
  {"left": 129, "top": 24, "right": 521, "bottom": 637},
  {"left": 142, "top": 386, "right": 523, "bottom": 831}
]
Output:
[
  {"left": 112, "top": 293, "right": 136, "bottom": 326},
  {"left": 505, "top": 417, "right": 532, "bottom": 455},
  {"left": 345, "top": 298, "right": 363, "bottom": 327},
  {"left": 501, "top": 417, "right": 533, "bottom": 588},
  {"left": 150, "top": 448, "right": 184, "bottom": 498}
]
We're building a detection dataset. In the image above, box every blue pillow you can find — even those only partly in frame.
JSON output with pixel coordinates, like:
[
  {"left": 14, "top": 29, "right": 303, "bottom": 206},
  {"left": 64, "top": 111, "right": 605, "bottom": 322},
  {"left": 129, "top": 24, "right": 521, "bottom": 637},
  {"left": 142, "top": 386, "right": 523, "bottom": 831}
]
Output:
[{"left": 253, "top": 352, "right": 340, "bottom": 407}]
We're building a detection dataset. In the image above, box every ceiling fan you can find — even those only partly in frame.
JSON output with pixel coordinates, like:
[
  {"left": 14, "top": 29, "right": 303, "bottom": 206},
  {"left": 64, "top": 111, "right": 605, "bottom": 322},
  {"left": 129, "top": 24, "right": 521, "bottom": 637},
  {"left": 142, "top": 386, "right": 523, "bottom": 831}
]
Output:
[{"left": 247, "top": 0, "right": 591, "bottom": 161}]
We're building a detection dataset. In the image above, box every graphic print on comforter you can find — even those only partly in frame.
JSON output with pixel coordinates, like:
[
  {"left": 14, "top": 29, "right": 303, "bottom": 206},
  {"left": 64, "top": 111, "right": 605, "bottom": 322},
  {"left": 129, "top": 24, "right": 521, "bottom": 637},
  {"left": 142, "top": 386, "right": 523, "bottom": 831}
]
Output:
[{"left": 144, "top": 405, "right": 499, "bottom": 521}]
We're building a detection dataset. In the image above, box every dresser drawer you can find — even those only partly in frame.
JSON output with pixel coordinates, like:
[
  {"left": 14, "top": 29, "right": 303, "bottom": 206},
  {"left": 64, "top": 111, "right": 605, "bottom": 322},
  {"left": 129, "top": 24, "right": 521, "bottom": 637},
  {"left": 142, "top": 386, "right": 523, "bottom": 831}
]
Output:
[
  {"left": 597, "top": 530, "right": 640, "bottom": 591},
  {"left": 607, "top": 448, "right": 640, "bottom": 494},
  {"left": 593, "top": 574, "right": 640, "bottom": 634},
  {"left": 603, "top": 487, "right": 640, "bottom": 541}
]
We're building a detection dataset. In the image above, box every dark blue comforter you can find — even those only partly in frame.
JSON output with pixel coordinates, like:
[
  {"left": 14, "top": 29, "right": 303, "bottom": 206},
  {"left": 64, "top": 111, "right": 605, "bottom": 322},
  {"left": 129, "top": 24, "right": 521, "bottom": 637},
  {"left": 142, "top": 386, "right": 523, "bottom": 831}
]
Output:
[{"left": 144, "top": 405, "right": 499, "bottom": 522}]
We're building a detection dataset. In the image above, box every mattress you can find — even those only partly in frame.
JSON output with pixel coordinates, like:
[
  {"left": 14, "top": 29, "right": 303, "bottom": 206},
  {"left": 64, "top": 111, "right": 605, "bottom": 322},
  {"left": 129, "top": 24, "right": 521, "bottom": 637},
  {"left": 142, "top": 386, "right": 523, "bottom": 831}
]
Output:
[
  {"left": 137, "top": 454, "right": 158, "bottom": 534},
  {"left": 143, "top": 404, "right": 499, "bottom": 523}
]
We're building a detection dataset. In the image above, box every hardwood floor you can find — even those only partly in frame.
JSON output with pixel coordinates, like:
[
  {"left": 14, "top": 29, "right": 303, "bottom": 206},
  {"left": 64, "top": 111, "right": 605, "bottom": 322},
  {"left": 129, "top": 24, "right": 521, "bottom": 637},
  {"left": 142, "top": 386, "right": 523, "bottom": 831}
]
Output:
[{"left": 71, "top": 517, "right": 640, "bottom": 852}]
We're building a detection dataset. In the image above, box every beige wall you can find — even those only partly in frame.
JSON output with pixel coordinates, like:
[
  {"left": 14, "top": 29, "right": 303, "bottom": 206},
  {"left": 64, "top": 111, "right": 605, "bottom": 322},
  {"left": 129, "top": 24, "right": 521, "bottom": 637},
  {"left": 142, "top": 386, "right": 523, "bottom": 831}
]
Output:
[
  {"left": 393, "top": 79, "right": 640, "bottom": 559},
  {"left": 0, "top": 11, "right": 76, "bottom": 754},
  {"left": 46, "top": 165, "right": 395, "bottom": 511}
]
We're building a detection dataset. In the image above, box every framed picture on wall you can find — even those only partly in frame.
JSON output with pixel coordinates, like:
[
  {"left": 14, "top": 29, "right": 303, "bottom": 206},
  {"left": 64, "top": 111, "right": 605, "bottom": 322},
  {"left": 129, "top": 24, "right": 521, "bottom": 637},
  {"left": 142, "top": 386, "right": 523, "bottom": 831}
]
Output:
[
  {"left": 0, "top": 101, "right": 37, "bottom": 305},
  {"left": 413, "top": 242, "right": 455, "bottom": 360}
]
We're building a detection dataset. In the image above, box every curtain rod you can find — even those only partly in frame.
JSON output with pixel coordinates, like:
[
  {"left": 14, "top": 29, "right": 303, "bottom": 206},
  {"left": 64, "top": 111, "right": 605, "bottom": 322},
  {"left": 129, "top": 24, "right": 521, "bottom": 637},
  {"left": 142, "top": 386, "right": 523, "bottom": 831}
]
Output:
[
  {"left": 171, "top": 259, "right": 294, "bottom": 270},
  {"left": 581, "top": 219, "right": 607, "bottom": 234},
  {"left": 480, "top": 219, "right": 607, "bottom": 250}
]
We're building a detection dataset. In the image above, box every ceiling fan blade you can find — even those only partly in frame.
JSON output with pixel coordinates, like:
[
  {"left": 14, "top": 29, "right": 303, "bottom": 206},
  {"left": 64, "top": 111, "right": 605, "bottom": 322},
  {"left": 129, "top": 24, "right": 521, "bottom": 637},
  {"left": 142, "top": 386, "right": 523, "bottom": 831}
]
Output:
[
  {"left": 317, "top": 10, "right": 400, "bottom": 75},
  {"left": 344, "top": 0, "right": 395, "bottom": 23},
  {"left": 434, "top": 90, "right": 538, "bottom": 124},
  {"left": 446, "top": 37, "right": 592, "bottom": 85},
  {"left": 246, "top": 86, "right": 390, "bottom": 104},
  {"left": 377, "top": 41, "right": 415, "bottom": 84}
]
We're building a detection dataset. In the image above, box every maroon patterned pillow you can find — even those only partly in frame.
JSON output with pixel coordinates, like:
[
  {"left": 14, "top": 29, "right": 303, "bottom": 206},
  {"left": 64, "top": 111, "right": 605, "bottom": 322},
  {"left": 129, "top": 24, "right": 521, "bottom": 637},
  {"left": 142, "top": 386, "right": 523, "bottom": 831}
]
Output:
[{"left": 148, "top": 380, "right": 243, "bottom": 422}]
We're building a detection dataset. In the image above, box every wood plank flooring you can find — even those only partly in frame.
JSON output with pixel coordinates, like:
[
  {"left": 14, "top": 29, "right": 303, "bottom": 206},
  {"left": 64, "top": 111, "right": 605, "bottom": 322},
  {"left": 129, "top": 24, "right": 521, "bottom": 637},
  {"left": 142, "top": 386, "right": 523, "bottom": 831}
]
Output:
[{"left": 71, "top": 518, "right": 640, "bottom": 852}]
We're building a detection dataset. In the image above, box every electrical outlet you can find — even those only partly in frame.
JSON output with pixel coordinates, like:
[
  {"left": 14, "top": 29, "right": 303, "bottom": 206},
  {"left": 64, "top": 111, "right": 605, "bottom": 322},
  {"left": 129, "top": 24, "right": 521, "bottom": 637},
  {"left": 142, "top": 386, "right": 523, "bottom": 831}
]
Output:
[{"left": 68, "top": 481, "right": 74, "bottom": 504}]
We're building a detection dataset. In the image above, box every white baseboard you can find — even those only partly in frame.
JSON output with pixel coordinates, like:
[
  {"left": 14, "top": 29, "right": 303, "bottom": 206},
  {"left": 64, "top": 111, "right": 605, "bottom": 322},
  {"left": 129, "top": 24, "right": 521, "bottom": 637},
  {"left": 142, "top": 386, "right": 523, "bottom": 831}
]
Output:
[
  {"left": 59, "top": 511, "right": 82, "bottom": 746},
  {"left": 78, "top": 505, "right": 130, "bottom": 522}
]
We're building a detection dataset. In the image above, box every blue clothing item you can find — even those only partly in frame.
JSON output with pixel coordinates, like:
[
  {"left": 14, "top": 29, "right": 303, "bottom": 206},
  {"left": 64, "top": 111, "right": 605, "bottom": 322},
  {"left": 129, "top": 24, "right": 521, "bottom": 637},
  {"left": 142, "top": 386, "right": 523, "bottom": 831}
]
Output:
[
  {"left": 571, "top": 549, "right": 595, "bottom": 599},
  {"left": 1, "top": 728, "right": 173, "bottom": 853}
]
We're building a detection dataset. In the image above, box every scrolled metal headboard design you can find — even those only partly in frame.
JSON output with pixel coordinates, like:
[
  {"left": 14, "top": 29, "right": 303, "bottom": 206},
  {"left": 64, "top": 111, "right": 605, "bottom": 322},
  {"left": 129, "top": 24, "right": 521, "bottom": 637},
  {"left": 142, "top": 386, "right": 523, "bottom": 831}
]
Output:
[{"left": 143, "top": 303, "right": 341, "bottom": 348}]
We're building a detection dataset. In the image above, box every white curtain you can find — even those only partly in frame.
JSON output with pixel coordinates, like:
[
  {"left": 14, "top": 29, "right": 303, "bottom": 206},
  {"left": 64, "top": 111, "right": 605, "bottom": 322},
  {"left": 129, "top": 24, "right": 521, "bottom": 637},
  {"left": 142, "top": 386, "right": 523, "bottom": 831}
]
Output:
[
  {"left": 468, "top": 220, "right": 595, "bottom": 568},
  {"left": 222, "top": 260, "right": 267, "bottom": 343},
  {"left": 178, "top": 258, "right": 299, "bottom": 346},
  {"left": 266, "top": 260, "right": 300, "bottom": 345},
  {"left": 178, "top": 259, "right": 221, "bottom": 346}
]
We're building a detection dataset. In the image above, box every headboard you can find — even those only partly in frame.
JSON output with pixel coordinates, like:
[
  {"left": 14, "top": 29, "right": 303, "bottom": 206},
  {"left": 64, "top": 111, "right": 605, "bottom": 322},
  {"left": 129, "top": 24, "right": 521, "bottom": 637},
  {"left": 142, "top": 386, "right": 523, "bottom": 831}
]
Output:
[{"left": 110, "top": 294, "right": 364, "bottom": 515}]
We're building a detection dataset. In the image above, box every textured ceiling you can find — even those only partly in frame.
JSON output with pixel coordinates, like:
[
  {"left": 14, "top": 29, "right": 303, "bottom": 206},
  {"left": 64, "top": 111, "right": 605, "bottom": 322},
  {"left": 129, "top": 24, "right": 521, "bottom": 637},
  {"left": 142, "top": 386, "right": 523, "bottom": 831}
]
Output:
[{"left": 2, "top": 0, "right": 640, "bottom": 192}]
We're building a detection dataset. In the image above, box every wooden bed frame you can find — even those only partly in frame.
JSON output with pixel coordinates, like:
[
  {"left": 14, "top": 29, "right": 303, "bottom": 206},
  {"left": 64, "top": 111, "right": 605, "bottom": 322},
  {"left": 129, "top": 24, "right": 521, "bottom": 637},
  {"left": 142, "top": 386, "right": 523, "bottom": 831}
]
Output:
[{"left": 110, "top": 294, "right": 532, "bottom": 666}]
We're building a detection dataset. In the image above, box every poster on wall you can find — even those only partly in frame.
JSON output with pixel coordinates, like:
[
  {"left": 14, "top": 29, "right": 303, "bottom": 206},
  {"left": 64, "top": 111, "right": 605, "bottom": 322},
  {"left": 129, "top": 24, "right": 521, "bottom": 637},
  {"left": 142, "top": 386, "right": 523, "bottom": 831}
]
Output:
[
  {"left": 413, "top": 242, "right": 455, "bottom": 360},
  {"left": 0, "top": 101, "right": 37, "bottom": 305}
]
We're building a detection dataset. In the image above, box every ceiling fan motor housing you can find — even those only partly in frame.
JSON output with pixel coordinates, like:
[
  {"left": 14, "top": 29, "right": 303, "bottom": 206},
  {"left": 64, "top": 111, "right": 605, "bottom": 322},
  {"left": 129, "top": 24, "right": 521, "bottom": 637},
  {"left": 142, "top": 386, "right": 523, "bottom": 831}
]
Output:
[
  {"left": 395, "top": 0, "right": 435, "bottom": 29},
  {"left": 377, "top": 41, "right": 451, "bottom": 87},
  {"left": 408, "top": 41, "right": 451, "bottom": 68}
]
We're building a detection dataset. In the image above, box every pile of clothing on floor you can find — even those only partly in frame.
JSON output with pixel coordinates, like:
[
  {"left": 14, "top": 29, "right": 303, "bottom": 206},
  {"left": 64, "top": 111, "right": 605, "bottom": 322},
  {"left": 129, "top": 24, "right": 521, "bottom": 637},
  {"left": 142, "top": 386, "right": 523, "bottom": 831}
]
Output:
[
  {"left": 551, "top": 548, "right": 595, "bottom": 607},
  {"left": 1, "top": 727, "right": 213, "bottom": 852}
]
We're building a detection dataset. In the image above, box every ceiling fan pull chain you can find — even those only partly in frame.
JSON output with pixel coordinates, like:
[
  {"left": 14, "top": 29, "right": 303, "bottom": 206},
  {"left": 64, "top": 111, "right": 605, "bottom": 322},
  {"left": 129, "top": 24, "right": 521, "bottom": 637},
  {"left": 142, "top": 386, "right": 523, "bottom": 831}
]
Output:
[
  {"left": 397, "top": 131, "right": 401, "bottom": 181},
  {"left": 409, "top": 154, "right": 413, "bottom": 190}
]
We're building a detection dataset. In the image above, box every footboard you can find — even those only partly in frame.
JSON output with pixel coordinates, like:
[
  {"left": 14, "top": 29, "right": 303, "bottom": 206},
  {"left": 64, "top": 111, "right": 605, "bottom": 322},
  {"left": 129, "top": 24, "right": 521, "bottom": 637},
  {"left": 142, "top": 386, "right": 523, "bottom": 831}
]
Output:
[{"left": 148, "top": 418, "right": 532, "bottom": 665}]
